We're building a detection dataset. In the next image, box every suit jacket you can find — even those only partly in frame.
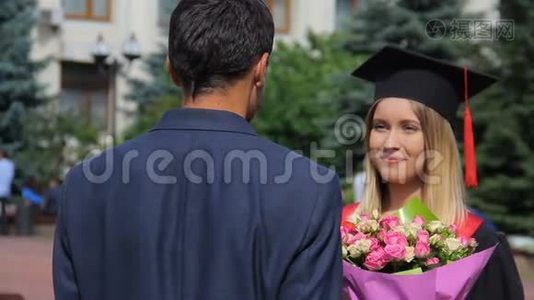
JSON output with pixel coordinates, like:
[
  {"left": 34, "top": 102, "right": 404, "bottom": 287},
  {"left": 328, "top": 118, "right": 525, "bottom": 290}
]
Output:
[{"left": 53, "top": 108, "right": 342, "bottom": 300}]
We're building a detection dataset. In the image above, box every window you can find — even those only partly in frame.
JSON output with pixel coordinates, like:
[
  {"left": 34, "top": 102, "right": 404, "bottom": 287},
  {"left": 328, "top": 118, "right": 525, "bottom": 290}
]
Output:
[
  {"left": 336, "top": 0, "right": 360, "bottom": 30},
  {"left": 61, "top": 62, "right": 109, "bottom": 131},
  {"left": 265, "top": 0, "right": 291, "bottom": 33},
  {"left": 64, "top": 0, "right": 112, "bottom": 21},
  {"left": 158, "top": 0, "right": 290, "bottom": 33}
]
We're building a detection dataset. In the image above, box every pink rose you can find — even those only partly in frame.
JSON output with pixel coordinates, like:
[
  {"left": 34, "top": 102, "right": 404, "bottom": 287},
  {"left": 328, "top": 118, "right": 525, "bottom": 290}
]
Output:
[
  {"left": 369, "top": 238, "right": 381, "bottom": 251},
  {"left": 449, "top": 224, "right": 458, "bottom": 235},
  {"left": 425, "top": 257, "right": 440, "bottom": 266},
  {"left": 340, "top": 227, "right": 349, "bottom": 240},
  {"left": 364, "top": 248, "right": 388, "bottom": 271},
  {"left": 380, "top": 215, "right": 400, "bottom": 230},
  {"left": 344, "top": 232, "right": 366, "bottom": 244},
  {"left": 415, "top": 242, "right": 431, "bottom": 258},
  {"left": 416, "top": 230, "right": 430, "bottom": 244},
  {"left": 377, "top": 229, "right": 387, "bottom": 242},
  {"left": 413, "top": 216, "right": 425, "bottom": 226},
  {"left": 460, "top": 237, "right": 469, "bottom": 247},
  {"left": 341, "top": 221, "right": 357, "bottom": 233},
  {"left": 383, "top": 231, "right": 408, "bottom": 247},
  {"left": 384, "top": 244, "right": 406, "bottom": 261}
]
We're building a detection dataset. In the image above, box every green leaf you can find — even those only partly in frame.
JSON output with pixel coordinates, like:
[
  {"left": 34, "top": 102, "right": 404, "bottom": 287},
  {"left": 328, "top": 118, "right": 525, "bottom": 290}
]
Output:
[
  {"left": 395, "top": 197, "right": 438, "bottom": 223},
  {"left": 394, "top": 267, "right": 423, "bottom": 275}
]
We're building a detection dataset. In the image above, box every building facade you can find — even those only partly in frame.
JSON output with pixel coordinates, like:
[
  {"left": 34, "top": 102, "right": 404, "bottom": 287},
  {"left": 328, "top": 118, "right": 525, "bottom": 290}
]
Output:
[
  {"left": 33, "top": 0, "right": 497, "bottom": 139},
  {"left": 33, "top": 0, "right": 343, "bottom": 140}
]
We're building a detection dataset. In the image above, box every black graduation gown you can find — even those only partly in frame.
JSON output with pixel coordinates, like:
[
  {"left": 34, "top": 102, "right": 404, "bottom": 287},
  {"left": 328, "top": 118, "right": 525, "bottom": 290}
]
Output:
[{"left": 466, "top": 223, "right": 525, "bottom": 300}]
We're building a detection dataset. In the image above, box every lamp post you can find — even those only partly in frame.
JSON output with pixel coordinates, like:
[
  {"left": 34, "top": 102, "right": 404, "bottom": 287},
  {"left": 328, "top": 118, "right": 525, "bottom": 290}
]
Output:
[{"left": 91, "top": 33, "right": 141, "bottom": 144}]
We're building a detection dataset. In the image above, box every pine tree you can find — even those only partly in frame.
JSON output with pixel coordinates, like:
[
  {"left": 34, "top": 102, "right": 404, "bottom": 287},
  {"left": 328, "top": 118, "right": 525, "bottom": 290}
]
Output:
[
  {"left": 468, "top": 0, "right": 534, "bottom": 234},
  {"left": 345, "top": 0, "right": 467, "bottom": 58},
  {"left": 126, "top": 48, "right": 181, "bottom": 113},
  {"left": 0, "top": 0, "right": 44, "bottom": 152}
]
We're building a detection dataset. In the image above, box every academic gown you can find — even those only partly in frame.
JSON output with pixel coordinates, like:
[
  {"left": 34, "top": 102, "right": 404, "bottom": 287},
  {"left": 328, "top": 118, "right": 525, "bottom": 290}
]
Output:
[{"left": 466, "top": 223, "right": 524, "bottom": 300}]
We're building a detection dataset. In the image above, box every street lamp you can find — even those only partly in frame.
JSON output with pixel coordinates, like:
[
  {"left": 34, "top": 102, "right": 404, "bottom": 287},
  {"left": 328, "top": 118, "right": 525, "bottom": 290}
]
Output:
[{"left": 91, "top": 33, "right": 141, "bottom": 144}]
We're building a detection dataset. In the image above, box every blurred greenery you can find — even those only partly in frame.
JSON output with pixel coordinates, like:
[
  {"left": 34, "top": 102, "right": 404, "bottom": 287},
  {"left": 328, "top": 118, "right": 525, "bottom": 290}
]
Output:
[
  {"left": 254, "top": 33, "right": 359, "bottom": 175},
  {"left": 126, "top": 48, "right": 181, "bottom": 114},
  {"left": 344, "top": 0, "right": 469, "bottom": 58},
  {"left": 466, "top": 0, "right": 534, "bottom": 234},
  {"left": 122, "top": 95, "right": 182, "bottom": 141},
  {"left": 124, "top": 33, "right": 361, "bottom": 179},
  {"left": 0, "top": 0, "right": 45, "bottom": 153},
  {"left": 0, "top": 0, "right": 529, "bottom": 235},
  {"left": 13, "top": 103, "right": 100, "bottom": 184}
]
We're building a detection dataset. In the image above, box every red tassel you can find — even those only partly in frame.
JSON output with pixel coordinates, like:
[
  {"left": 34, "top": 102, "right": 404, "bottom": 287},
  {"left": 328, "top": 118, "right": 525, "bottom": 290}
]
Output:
[{"left": 464, "top": 67, "right": 478, "bottom": 188}]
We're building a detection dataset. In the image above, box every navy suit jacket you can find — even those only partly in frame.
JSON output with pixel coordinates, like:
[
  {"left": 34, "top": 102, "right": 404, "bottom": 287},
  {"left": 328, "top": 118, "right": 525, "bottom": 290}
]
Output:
[{"left": 53, "top": 108, "right": 342, "bottom": 300}]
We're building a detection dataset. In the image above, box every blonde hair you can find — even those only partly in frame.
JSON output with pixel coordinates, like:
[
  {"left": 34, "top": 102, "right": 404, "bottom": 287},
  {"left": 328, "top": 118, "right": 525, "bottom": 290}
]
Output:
[{"left": 358, "top": 99, "right": 467, "bottom": 225}]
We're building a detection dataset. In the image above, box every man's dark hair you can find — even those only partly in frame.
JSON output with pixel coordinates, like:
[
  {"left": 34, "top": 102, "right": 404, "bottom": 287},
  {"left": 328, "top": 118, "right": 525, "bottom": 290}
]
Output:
[{"left": 169, "top": 0, "right": 274, "bottom": 96}]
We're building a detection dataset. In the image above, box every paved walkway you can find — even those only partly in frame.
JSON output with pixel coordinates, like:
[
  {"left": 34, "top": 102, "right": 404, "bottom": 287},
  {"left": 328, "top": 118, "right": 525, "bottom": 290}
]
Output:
[
  {"left": 0, "top": 226, "right": 54, "bottom": 300},
  {"left": 1, "top": 225, "right": 533, "bottom": 300}
]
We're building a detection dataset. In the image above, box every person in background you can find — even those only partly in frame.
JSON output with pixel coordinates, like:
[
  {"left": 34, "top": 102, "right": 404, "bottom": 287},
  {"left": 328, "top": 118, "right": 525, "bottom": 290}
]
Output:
[
  {"left": 43, "top": 177, "right": 61, "bottom": 215},
  {"left": 0, "top": 149, "right": 15, "bottom": 235},
  {"left": 22, "top": 176, "right": 44, "bottom": 207},
  {"left": 352, "top": 171, "right": 366, "bottom": 203}
]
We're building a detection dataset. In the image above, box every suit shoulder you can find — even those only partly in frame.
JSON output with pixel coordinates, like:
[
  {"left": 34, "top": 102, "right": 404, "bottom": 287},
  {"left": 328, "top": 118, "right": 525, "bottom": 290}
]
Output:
[
  {"left": 256, "top": 137, "right": 337, "bottom": 182},
  {"left": 64, "top": 135, "right": 146, "bottom": 183}
]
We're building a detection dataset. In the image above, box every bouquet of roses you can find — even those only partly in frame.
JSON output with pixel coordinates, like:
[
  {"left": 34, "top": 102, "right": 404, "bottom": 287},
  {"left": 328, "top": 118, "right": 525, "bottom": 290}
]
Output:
[{"left": 341, "top": 198, "right": 496, "bottom": 300}]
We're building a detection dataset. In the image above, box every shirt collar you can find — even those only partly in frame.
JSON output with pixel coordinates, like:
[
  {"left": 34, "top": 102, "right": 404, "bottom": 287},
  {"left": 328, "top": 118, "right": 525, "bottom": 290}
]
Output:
[{"left": 150, "top": 107, "right": 257, "bottom": 136}]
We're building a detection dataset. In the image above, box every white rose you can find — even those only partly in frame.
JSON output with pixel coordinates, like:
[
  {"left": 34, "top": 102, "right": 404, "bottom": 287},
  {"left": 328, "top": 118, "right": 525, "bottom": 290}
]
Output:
[
  {"left": 405, "top": 246, "right": 415, "bottom": 263},
  {"left": 427, "top": 221, "right": 445, "bottom": 233},
  {"left": 445, "top": 238, "right": 463, "bottom": 252},
  {"left": 429, "top": 234, "right": 442, "bottom": 245},
  {"left": 342, "top": 245, "right": 348, "bottom": 258},
  {"left": 355, "top": 239, "right": 372, "bottom": 254},
  {"left": 347, "top": 245, "right": 361, "bottom": 258},
  {"left": 405, "top": 224, "right": 419, "bottom": 240},
  {"left": 357, "top": 220, "right": 379, "bottom": 233},
  {"left": 370, "top": 220, "right": 380, "bottom": 232}
]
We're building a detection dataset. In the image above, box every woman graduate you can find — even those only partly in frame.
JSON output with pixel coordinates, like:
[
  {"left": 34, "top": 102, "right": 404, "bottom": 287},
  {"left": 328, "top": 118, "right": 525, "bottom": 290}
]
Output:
[{"left": 342, "top": 46, "right": 524, "bottom": 300}]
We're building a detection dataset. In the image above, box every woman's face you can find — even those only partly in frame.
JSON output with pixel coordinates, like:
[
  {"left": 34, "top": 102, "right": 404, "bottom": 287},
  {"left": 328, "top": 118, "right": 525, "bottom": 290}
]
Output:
[{"left": 368, "top": 98, "right": 425, "bottom": 184}]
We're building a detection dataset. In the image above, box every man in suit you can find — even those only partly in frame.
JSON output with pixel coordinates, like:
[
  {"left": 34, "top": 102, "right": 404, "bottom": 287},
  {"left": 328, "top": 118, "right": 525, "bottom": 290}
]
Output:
[{"left": 53, "top": 0, "right": 342, "bottom": 299}]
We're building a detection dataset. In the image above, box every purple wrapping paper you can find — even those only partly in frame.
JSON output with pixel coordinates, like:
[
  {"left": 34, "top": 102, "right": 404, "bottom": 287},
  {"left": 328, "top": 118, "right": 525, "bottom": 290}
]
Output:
[{"left": 342, "top": 245, "right": 497, "bottom": 300}]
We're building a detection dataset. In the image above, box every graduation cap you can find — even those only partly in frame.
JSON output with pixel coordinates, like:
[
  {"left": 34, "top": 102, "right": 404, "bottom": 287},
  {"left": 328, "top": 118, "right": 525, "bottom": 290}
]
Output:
[{"left": 352, "top": 45, "right": 498, "bottom": 188}]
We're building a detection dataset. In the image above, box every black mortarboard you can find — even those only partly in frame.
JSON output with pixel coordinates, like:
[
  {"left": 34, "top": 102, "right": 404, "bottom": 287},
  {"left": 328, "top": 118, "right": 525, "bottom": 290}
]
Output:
[{"left": 351, "top": 45, "right": 499, "bottom": 188}]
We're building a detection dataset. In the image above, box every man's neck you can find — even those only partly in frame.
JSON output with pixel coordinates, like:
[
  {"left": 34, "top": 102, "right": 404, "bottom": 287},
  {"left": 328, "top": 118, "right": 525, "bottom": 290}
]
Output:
[
  {"left": 183, "top": 98, "right": 246, "bottom": 119},
  {"left": 182, "top": 88, "right": 250, "bottom": 120}
]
